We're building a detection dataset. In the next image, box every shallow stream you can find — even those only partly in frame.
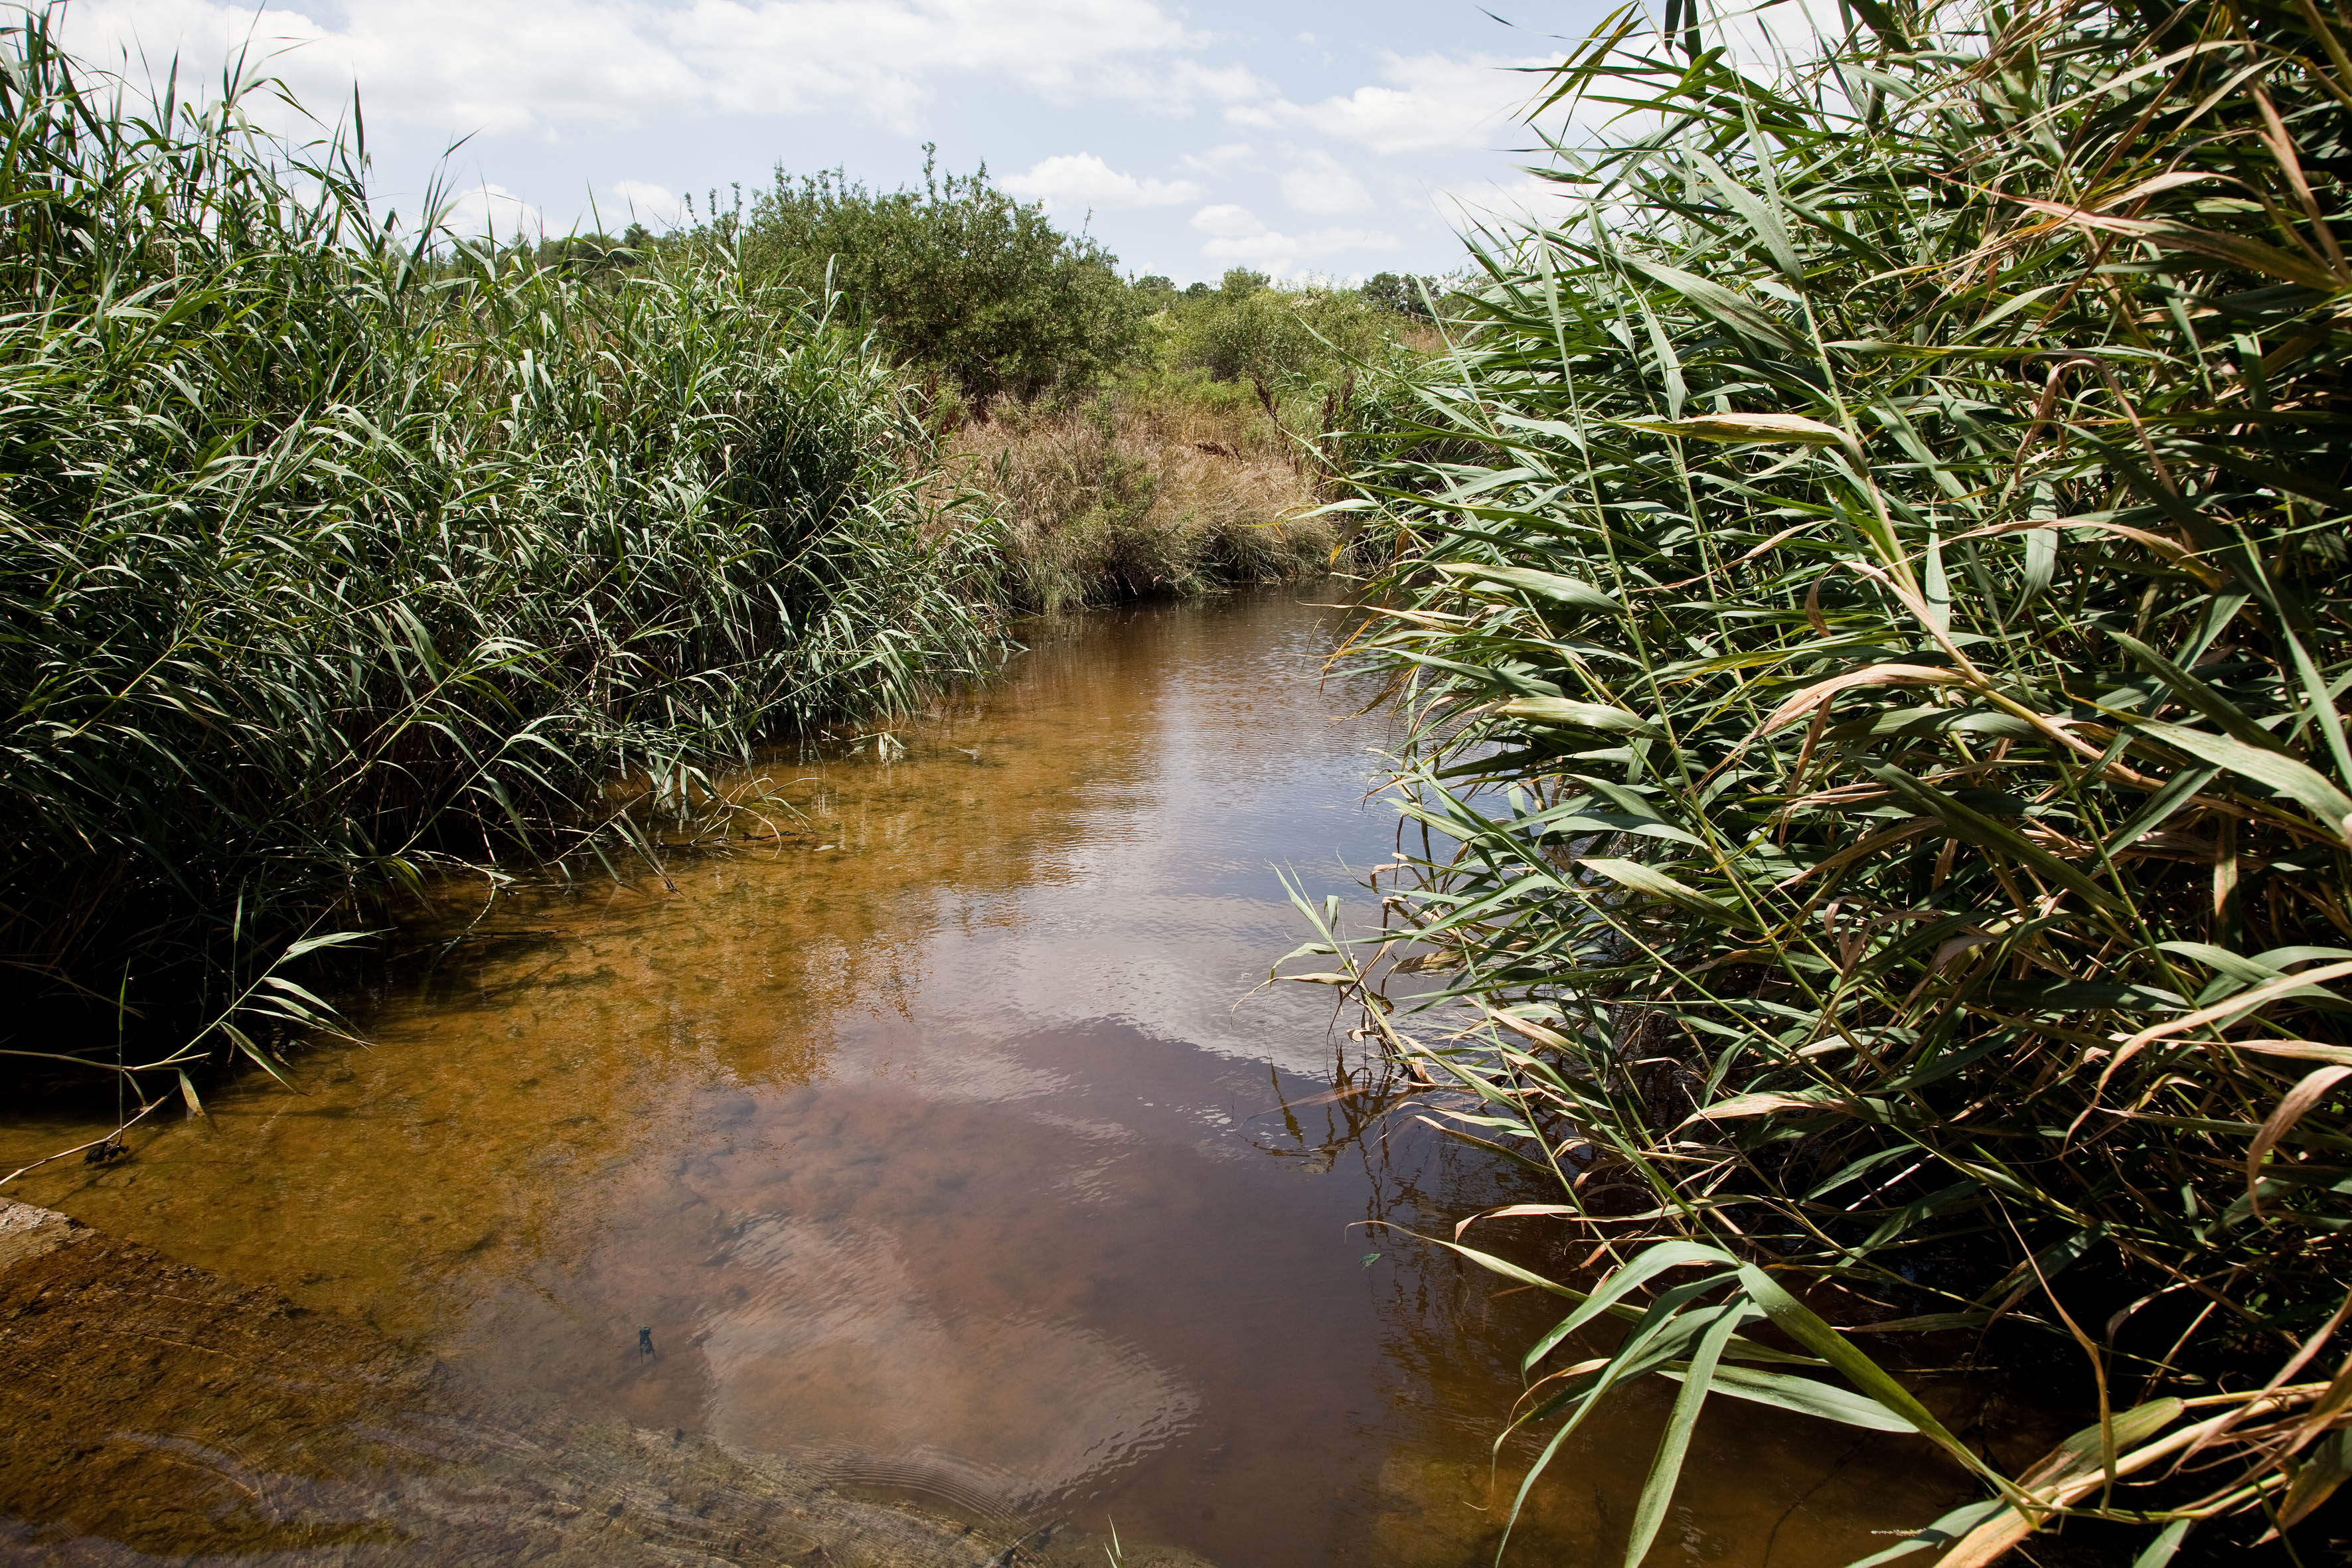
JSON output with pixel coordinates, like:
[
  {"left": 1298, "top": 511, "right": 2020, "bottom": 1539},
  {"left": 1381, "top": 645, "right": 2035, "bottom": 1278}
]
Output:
[{"left": 0, "top": 590, "right": 1968, "bottom": 1565}]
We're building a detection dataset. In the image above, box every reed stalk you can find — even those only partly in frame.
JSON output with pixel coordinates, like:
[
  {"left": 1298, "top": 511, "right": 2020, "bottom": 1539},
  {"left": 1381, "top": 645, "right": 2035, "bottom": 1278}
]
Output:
[{"left": 1309, "top": 0, "right": 2352, "bottom": 1557}]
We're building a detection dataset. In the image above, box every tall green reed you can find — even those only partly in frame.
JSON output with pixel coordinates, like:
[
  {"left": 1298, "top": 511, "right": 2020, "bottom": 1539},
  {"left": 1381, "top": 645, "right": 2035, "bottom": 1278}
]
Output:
[
  {"left": 1307, "top": 0, "right": 2352, "bottom": 1558},
  {"left": 0, "top": 11, "right": 1008, "bottom": 1093}
]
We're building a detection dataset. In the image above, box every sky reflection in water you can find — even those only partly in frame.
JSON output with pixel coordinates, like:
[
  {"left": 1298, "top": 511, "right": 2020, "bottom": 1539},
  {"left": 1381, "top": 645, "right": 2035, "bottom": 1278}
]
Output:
[{"left": 1, "top": 592, "right": 1966, "bottom": 1567}]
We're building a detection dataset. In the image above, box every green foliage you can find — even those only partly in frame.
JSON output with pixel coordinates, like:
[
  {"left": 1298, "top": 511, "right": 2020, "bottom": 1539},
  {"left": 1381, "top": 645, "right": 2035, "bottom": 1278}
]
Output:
[
  {"left": 1358, "top": 271, "right": 1441, "bottom": 319},
  {"left": 1320, "top": 0, "right": 2352, "bottom": 1558},
  {"left": 734, "top": 148, "right": 1147, "bottom": 410},
  {"left": 0, "top": 19, "right": 1008, "bottom": 1067},
  {"left": 1158, "top": 275, "right": 1390, "bottom": 410}
]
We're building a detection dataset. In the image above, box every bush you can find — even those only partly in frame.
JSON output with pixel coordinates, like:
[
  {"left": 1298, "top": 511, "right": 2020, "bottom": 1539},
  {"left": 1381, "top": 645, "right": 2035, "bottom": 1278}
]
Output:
[
  {"left": 733, "top": 150, "right": 1146, "bottom": 412},
  {"left": 0, "top": 20, "right": 1007, "bottom": 1077},
  {"left": 1316, "top": 0, "right": 2352, "bottom": 1559},
  {"left": 1158, "top": 272, "right": 1391, "bottom": 418}
]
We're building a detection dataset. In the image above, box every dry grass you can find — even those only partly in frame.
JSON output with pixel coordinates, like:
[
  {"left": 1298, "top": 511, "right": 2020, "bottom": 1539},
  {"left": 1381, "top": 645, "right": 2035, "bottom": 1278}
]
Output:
[{"left": 951, "top": 388, "right": 1334, "bottom": 615}]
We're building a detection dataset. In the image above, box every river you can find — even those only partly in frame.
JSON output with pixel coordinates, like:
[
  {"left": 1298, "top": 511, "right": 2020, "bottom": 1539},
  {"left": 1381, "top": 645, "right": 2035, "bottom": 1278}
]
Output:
[{"left": 0, "top": 589, "right": 1968, "bottom": 1566}]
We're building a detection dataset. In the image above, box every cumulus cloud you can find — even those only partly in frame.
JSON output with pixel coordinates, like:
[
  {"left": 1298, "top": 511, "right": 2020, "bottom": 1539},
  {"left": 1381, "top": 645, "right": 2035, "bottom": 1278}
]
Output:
[
  {"left": 1188, "top": 203, "right": 1398, "bottom": 275},
  {"left": 1000, "top": 153, "right": 1202, "bottom": 212},
  {"left": 1179, "top": 141, "right": 1253, "bottom": 172},
  {"left": 445, "top": 181, "right": 543, "bottom": 239},
  {"left": 58, "top": 0, "right": 1211, "bottom": 137},
  {"left": 65, "top": 0, "right": 702, "bottom": 137},
  {"left": 668, "top": 0, "right": 1192, "bottom": 125},
  {"left": 1279, "top": 149, "right": 1370, "bottom": 216},
  {"left": 1242, "top": 51, "right": 1551, "bottom": 155},
  {"left": 1188, "top": 203, "right": 1261, "bottom": 239},
  {"left": 605, "top": 180, "right": 687, "bottom": 228}
]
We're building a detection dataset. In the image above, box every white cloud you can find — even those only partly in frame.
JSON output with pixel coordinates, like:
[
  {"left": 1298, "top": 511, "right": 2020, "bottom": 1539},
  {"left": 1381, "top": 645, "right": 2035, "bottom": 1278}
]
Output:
[
  {"left": 1180, "top": 142, "right": 1254, "bottom": 172},
  {"left": 1247, "top": 51, "right": 1551, "bottom": 155},
  {"left": 446, "top": 181, "right": 543, "bottom": 239},
  {"left": 1279, "top": 149, "right": 1370, "bottom": 216},
  {"left": 1188, "top": 204, "right": 1398, "bottom": 275},
  {"left": 60, "top": 0, "right": 1211, "bottom": 137},
  {"left": 1190, "top": 202, "right": 1265, "bottom": 240},
  {"left": 605, "top": 180, "right": 687, "bottom": 228},
  {"left": 1160, "top": 59, "right": 1269, "bottom": 104},
  {"left": 1000, "top": 153, "right": 1202, "bottom": 212},
  {"left": 669, "top": 0, "right": 1192, "bottom": 126},
  {"left": 66, "top": 0, "right": 704, "bottom": 137}
]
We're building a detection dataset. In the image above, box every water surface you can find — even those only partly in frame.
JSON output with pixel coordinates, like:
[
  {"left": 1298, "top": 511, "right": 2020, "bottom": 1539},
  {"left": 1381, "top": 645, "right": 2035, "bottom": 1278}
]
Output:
[{"left": 1, "top": 591, "right": 1968, "bottom": 1565}]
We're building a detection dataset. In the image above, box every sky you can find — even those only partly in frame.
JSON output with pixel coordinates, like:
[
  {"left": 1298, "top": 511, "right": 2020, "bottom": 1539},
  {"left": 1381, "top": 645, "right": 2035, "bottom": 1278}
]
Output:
[{"left": 53, "top": 0, "right": 1633, "bottom": 284}]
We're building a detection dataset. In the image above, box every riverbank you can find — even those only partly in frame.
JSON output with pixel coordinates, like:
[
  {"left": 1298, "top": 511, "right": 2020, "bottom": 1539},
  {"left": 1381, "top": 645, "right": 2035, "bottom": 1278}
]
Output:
[{"left": 951, "top": 378, "right": 1336, "bottom": 617}]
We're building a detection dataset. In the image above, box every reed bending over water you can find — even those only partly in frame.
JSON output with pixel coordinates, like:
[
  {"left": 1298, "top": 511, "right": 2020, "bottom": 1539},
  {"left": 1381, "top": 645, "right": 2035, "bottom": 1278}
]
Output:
[{"left": 1306, "top": 0, "right": 2352, "bottom": 1559}]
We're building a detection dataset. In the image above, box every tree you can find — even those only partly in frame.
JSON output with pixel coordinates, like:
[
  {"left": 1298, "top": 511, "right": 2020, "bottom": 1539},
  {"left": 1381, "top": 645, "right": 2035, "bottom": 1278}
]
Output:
[
  {"left": 735, "top": 148, "right": 1145, "bottom": 412},
  {"left": 1167, "top": 281, "right": 1387, "bottom": 414},
  {"left": 1358, "top": 271, "right": 1436, "bottom": 319}
]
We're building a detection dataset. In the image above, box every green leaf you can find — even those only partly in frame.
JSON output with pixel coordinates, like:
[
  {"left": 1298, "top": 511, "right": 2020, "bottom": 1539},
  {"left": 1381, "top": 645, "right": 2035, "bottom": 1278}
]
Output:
[
  {"left": 2131, "top": 1520, "right": 2193, "bottom": 1567},
  {"left": 1691, "top": 151, "right": 1806, "bottom": 282},
  {"left": 2132, "top": 720, "right": 2352, "bottom": 842},
  {"left": 1621, "top": 257, "right": 1808, "bottom": 354},
  {"left": 2105, "top": 762, "right": 2221, "bottom": 855},
  {"left": 1624, "top": 1303, "right": 1744, "bottom": 1567},
  {"left": 1496, "top": 698, "right": 1665, "bottom": 738},
  {"left": 1732, "top": 1264, "right": 1989, "bottom": 1475},
  {"left": 1578, "top": 857, "right": 1750, "bottom": 925},
  {"left": 1660, "top": 1362, "right": 1913, "bottom": 1431},
  {"left": 1435, "top": 560, "right": 1624, "bottom": 612},
  {"left": 1869, "top": 765, "right": 2124, "bottom": 913}
]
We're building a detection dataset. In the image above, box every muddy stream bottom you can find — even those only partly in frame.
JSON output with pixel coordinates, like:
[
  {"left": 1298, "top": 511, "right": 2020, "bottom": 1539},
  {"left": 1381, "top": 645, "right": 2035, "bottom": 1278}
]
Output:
[{"left": 1, "top": 591, "right": 1973, "bottom": 1566}]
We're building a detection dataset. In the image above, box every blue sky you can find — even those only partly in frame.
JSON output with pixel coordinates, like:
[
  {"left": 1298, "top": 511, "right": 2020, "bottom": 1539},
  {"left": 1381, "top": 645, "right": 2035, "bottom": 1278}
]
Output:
[{"left": 59, "top": 0, "right": 1626, "bottom": 283}]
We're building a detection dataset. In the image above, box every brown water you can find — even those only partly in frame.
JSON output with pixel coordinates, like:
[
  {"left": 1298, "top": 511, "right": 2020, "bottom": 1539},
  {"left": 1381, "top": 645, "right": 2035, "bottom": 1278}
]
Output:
[{"left": 0, "top": 591, "right": 1971, "bottom": 1566}]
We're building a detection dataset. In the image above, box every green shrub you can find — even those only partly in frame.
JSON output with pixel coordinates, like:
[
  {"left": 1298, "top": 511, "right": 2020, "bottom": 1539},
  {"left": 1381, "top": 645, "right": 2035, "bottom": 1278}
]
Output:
[
  {"left": 732, "top": 150, "right": 1146, "bottom": 412},
  {"left": 1160, "top": 272, "right": 1389, "bottom": 413}
]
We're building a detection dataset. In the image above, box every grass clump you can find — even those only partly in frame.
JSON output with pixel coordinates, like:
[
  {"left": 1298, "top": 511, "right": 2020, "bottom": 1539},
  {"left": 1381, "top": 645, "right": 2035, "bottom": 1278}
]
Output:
[
  {"left": 0, "top": 17, "right": 1008, "bottom": 1086},
  {"left": 955, "top": 379, "right": 1336, "bottom": 614},
  {"left": 1306, "top": 0, "right": 2352, "bottom": 1559}
]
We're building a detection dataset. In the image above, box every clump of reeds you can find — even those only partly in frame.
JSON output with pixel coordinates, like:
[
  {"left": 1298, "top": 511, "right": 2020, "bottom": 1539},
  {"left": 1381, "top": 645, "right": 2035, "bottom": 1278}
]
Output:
[
  {"left": 1306, "top": 0, "right": 2352, "bottom": 1558},
  {"left": 0, "top": 13, "right": 1007, "bottom": 1079},
  {"left": 955, "top": 384, "right": 1335, "bottom": 614}
]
